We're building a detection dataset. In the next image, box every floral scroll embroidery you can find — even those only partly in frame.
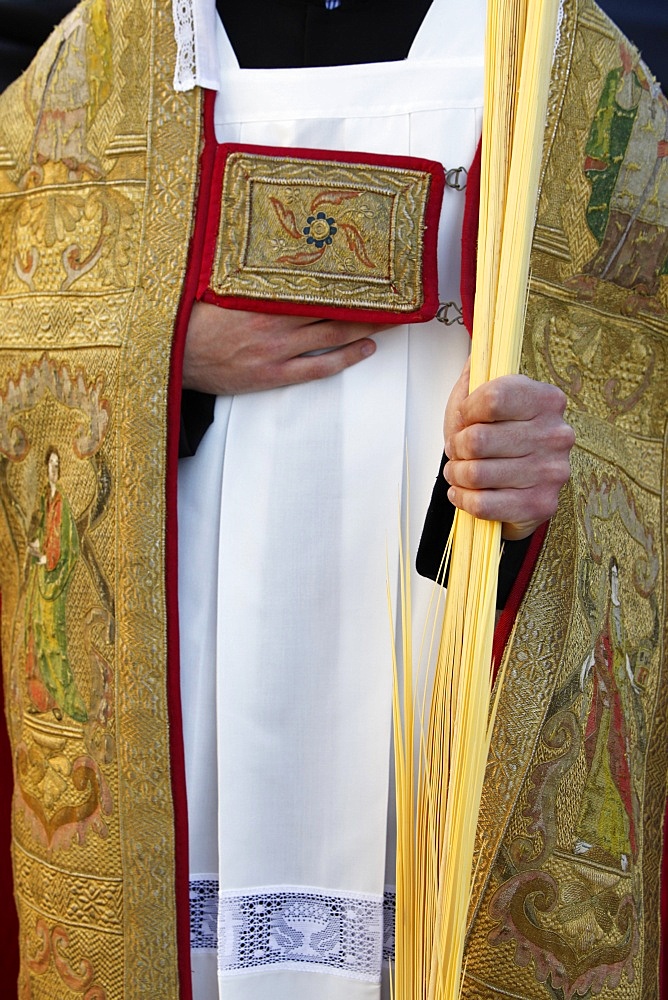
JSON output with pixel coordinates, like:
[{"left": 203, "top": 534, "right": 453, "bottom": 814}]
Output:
[
  {"left": 270, "top": 190, "right": 376, "bottom": 269},
  {"left": 23, "top": 918, "right": 107, "bottom": 999},
  {"left": 0, "top": 0, "right": 138, "bottom": 297}
]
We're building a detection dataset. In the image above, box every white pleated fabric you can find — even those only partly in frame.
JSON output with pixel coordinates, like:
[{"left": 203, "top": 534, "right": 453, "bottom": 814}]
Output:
[{"left": 177, "top": 2, "right": 485, "bottom": 997}]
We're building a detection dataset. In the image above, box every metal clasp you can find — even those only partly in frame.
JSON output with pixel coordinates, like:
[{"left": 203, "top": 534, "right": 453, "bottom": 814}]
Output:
[
  {"left": 445, "top": 166, "right": 468, "bottom": 191},
  {"left": 436, "top": 301, "right": 464, "bottom": 326}
]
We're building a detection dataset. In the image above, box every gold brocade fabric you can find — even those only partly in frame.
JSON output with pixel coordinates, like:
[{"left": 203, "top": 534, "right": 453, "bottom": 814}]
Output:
[
  {"left": 0, "top": 0, "right": 201, "bottom": 996},
  {"left": 462, "top": 2, "right": 668, "bottom": 997}
]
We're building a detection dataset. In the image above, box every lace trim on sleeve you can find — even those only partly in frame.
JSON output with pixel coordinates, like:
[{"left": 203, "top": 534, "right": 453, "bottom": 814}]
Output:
[
  {"left": 172, "top": 0, "right": 197, "bottom": 91},
  {"left": 555, "top": 0, "right": 565, "bottom": 54}
]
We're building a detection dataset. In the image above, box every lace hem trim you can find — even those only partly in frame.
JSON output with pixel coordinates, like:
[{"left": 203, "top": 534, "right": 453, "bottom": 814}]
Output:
[{"left": 190, "top": 879, "right": 396, "bottom": 981}]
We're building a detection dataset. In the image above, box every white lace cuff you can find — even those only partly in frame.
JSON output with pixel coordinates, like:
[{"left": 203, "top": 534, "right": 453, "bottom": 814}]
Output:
[{"left": 172, "top": 0, "right": 221, "bottom": 92}]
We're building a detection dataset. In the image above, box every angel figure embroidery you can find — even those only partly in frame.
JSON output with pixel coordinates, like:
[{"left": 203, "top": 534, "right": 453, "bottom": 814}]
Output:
[
  {"left": 574, "top": 557, "right": 640, "bottom": 872},
  {"left": 25, "top": 447, "right": 88, "bottom": 723}
]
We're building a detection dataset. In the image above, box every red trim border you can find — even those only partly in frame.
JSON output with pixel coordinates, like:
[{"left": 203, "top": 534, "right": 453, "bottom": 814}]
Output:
[
  {"left": 491, "top": 522, "right": 548, "bottom": 680},
  {"left": 662, "top": 797, "right": 668, "bottom": 997},
  {"left": 0, "top": 597, "right": 20, "bottom": 996},
  {"left": 460, "top": 141, "right": 481, "bottom": 337},
  {"left": 165, "top": 88, "right": 219, "bottom": 1000}
]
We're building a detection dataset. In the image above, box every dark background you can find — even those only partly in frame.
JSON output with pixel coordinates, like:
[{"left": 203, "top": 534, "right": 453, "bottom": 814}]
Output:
[
  {"left": 598, "top": 0, "right": 668, "bottom": 86},
  {"left": 0, "top": 0, "right": 666, "bottom": 94}
]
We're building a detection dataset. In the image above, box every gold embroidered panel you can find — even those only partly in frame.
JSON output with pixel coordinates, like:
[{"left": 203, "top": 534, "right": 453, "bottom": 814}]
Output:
[
  {"left": 206, "top": 148, "right": 438, "bottom": 315},
  {"left": 0, "top": 0, "right": 201, "bottom": 996},
  {"left": 463, "top": 2, "right": 668, "bottom": 997}
]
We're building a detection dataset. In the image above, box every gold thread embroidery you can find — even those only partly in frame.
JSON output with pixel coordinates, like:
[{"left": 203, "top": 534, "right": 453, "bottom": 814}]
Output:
[
  {"left": 0, "top": 0, "right": 202, "bottom": 995},
  {"left": 211, "top": 151, "right": 433, "bottom": 312}
]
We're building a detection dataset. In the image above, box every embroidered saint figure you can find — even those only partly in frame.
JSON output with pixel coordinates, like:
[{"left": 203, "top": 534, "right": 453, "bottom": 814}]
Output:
[
  {"left": 25, "top": 447, "right": 88, "bottom": 723},
  {"left": 569, "top": 43, "right": 668, "bottom": 313},
  {"left": 24, "top": 0, "right": 112, "bottom": 183},
  {"left": 574, "top": 558, "right": 640, "bottom": 871}
]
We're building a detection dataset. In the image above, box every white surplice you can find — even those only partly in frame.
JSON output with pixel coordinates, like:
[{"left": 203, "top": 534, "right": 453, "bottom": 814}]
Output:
[{"left": 177, "top": 1, "right": 484, "bottom": 996}]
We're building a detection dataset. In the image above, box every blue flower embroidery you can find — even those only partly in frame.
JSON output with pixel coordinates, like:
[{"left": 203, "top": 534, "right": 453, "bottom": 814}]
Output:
[{"left": 303, "top": 212, "right": 337, "bottom": 249}]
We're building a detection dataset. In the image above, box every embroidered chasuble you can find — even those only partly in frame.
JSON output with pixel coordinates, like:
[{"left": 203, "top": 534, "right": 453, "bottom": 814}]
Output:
[{"left": 0, "top": 1, "right": 666, "bottom": 998}]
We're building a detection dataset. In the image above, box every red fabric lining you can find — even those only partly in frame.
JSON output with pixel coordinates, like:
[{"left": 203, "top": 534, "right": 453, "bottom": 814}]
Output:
[
  {"left": 490, "top": 523, "right": 548, "bottom": 681},
  {"left": 0, "top": 599, "right": 20, "bottom": 996},
  {"left": 164, "top": 87, "right": 219, "bottom": 1000},
  {"left": 662, "top": 797, "right": 668, "bottom": 996},
  {"left": 197, "top": 141, "right": 445, "bottom": 324},
  {"left": 460, "top": 140, "right": 481, "bottom": 336},
  {"left": 199, "top": 288, "right": 439, "bottom": 325}
]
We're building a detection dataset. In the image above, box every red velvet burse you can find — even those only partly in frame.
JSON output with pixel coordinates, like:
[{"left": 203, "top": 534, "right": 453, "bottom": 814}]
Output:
[
  {"left": 0, "top": 94, "right": 666, "bottom": 999},
  {"left": 196, "top": 139, "right": 445, "bottom": 324}
]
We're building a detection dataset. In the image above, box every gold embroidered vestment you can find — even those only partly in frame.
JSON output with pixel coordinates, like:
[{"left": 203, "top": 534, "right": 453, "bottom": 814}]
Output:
[{"left": 0, "top": 1, "right": 665, "bottom": 997}]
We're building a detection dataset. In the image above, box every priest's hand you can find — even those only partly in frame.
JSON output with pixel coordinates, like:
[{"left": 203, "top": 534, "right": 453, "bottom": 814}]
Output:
[
  {"left": 183, "top": 301, "right": 386, "bottom": 394},
  {"left": 443, "top": 359, "right": 575, "bottom": 540}
]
